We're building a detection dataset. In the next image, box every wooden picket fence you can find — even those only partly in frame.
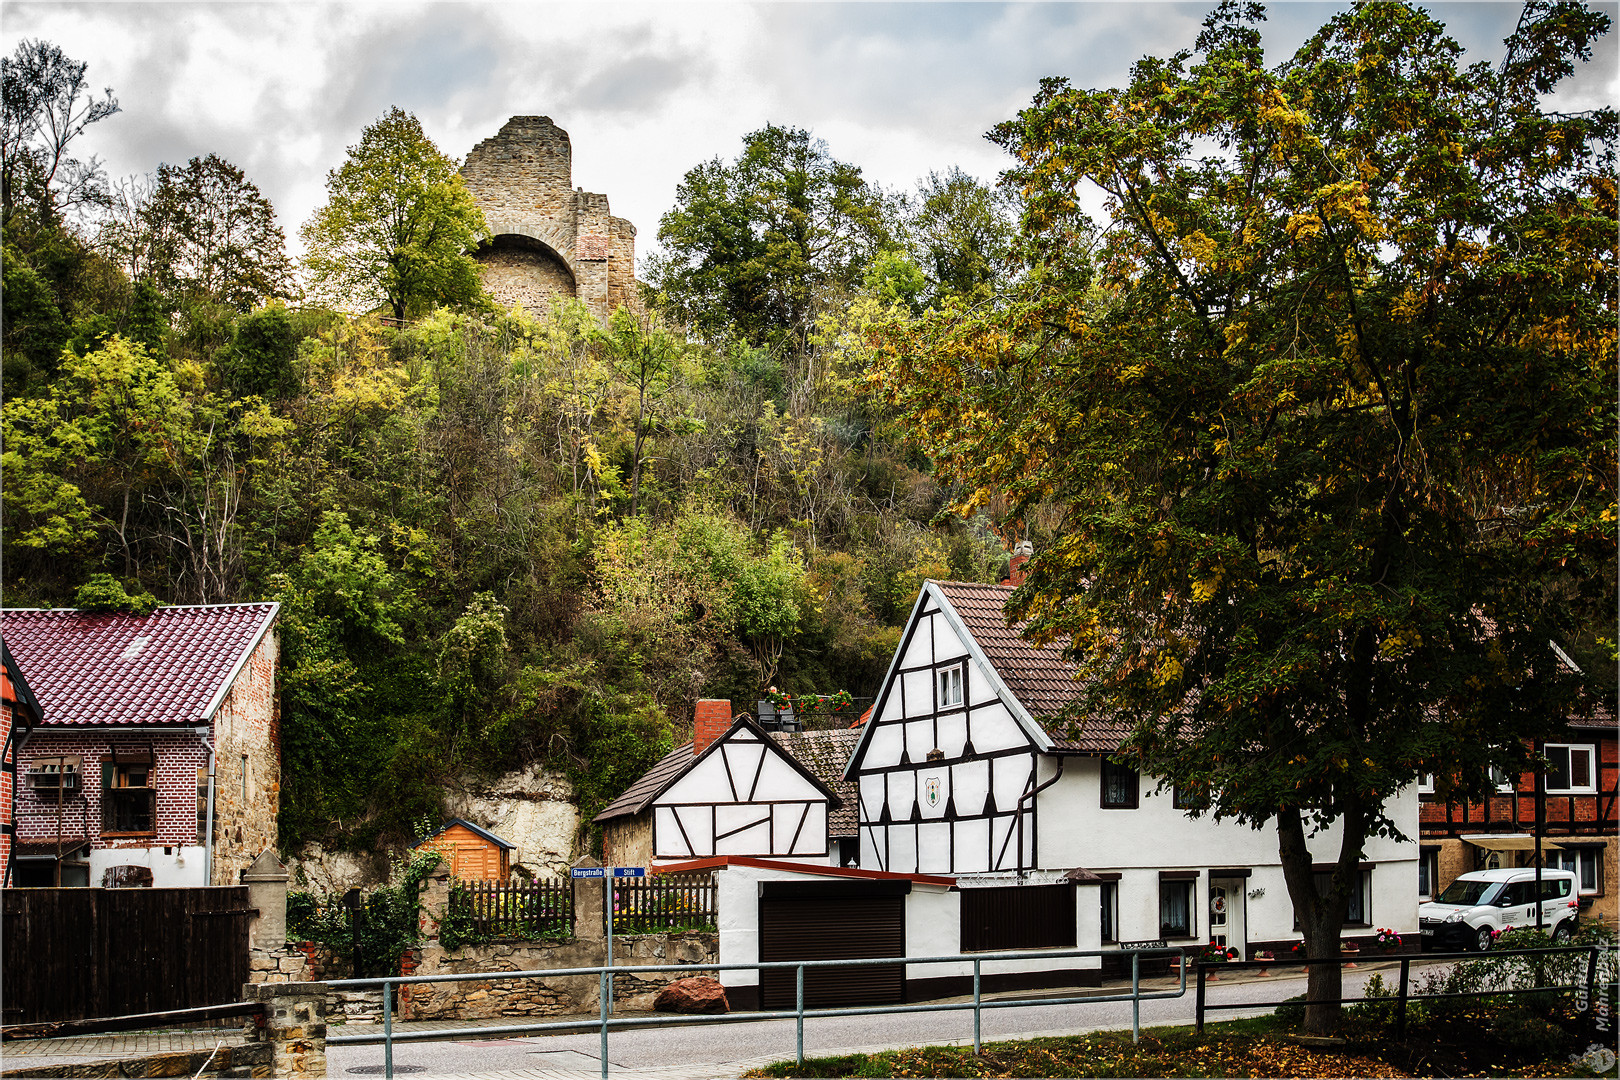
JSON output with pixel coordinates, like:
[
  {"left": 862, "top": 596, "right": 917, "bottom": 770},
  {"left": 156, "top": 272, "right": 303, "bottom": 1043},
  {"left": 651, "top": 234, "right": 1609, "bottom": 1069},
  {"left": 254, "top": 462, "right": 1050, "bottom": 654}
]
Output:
[
  {"left": 612, "top": 875, "right": 716, "bottom": 934},
  {"left": 450, "top": 878, "right": 573, "bottom": 938}
]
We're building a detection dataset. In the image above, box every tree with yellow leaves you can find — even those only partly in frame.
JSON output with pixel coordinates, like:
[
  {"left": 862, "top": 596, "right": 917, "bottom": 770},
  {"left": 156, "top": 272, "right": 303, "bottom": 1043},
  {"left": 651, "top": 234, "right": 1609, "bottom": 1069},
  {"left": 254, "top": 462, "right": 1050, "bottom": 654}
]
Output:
[{"left": 877, "top": 0, "right": 1615, "bottom": 1033}]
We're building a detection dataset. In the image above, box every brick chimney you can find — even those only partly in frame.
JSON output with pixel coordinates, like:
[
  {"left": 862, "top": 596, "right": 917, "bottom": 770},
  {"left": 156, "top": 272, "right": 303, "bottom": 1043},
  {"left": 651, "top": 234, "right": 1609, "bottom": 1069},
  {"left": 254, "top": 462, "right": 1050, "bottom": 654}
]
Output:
[
  {"left": 1008, "top": 540, "right": 1034, "bottom": 588},
  {"left": 693, "top": 699, "right": 733, "bottom": 756}
]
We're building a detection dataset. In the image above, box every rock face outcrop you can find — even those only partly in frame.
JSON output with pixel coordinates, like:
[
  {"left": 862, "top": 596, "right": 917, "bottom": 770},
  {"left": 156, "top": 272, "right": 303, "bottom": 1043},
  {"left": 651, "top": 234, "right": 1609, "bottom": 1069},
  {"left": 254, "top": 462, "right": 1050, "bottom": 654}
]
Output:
[
  {"left": 460, "top": 116, "right": 640, "bottom": 320},
  {"left": 653, "top": 976, "right": 729, "bottom": 1014},
  {"left": 442, "top": 764, "right": 578, "bottom": 879},
  {"left": 288, "top": 764, "right": 578, "bottom": 891}
]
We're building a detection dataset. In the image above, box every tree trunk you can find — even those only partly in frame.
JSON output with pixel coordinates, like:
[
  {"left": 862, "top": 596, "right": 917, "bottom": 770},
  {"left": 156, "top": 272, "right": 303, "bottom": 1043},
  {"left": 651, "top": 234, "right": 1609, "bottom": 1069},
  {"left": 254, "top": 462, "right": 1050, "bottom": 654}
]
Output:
[{"left": 1276, "top": 804, "right": 1364, "bottom": 1036}]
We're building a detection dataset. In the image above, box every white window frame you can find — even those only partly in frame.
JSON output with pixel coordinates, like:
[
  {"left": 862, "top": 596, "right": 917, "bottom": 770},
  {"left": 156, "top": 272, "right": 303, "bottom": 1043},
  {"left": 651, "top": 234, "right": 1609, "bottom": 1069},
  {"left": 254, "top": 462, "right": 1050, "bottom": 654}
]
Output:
[
  {"left": 1551, "top": 847, "right": 1601, "bottom": 895},
  {"left": 1417, "top": 774, "right": 1435, "bottom": 794},
  {"left": 937, "top": 662, "right": 965, "bottom": 710},
  {"left": 1544, "top": 743, "right": 1597, "bottom": 794}
]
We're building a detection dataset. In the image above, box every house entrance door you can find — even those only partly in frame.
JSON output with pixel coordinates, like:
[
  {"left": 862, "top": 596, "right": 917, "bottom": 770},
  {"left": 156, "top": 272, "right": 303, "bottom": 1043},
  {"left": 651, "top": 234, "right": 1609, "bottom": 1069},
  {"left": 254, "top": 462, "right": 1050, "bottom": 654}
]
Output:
[{"left": 1208, "top": 878, "right": 1247, "bottom": 953}]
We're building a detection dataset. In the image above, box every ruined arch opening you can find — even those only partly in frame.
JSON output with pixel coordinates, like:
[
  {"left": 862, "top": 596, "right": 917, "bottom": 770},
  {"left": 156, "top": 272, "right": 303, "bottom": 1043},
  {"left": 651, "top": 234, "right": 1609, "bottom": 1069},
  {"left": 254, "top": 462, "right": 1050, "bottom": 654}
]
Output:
[{"left": 475, "top": 233, "right": 578, "bottom": 315}]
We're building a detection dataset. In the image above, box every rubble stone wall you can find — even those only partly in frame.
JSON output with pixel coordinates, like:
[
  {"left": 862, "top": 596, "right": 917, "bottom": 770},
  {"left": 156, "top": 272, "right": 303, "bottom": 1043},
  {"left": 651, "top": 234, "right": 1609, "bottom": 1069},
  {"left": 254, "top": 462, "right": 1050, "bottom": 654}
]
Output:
[{"left": 460, "top": 115, "right": 639, "bottom": 321}]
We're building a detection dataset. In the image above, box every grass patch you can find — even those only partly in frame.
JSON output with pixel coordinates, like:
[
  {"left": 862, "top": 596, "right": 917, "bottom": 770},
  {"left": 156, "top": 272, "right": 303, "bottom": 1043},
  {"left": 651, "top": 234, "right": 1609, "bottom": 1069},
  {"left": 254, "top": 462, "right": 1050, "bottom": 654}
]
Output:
[{"left": 743, "top": 1009, "right": 1610, "bottom": 1078}]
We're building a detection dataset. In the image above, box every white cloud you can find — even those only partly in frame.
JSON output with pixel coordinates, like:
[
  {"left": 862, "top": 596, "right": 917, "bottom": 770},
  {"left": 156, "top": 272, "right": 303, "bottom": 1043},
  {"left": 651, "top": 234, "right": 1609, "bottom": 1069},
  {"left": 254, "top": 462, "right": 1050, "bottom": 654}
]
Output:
[{"left": 4, "top": 1, "right": 1614, "bottom": 268}]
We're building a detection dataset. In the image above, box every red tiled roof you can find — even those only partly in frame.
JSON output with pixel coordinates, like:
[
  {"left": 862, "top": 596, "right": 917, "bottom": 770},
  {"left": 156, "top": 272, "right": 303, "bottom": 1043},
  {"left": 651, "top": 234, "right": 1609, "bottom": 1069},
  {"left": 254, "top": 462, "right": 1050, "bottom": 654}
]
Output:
[
  {"left": 932, "top": 580, "right": 1129, "bottom": 753},
  {"left": 0, "top": 604, "right": 278, "bottom": 727}
]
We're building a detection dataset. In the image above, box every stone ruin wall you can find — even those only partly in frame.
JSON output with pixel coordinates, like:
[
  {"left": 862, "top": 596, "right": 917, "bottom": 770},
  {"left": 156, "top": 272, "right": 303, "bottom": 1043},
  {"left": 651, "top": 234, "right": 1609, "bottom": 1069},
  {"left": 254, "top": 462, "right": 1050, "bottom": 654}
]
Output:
[{"left": 460, "top": 116, "right": 640, "bottom": 321}]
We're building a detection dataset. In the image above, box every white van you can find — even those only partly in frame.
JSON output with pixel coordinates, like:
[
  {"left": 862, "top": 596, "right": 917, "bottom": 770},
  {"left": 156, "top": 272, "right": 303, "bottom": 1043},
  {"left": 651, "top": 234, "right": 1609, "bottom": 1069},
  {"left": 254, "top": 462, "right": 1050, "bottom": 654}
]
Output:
[{"left": 1419, "top": 867, "right": 1580, "bottom": 951}]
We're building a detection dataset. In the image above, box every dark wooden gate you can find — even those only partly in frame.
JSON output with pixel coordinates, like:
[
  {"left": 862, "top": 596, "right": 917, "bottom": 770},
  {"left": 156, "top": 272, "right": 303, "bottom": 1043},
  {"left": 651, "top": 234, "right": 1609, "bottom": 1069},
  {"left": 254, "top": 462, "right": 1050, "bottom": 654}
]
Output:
[{"left": 2, "top": 887, "right": 253, "bottom": 1025}]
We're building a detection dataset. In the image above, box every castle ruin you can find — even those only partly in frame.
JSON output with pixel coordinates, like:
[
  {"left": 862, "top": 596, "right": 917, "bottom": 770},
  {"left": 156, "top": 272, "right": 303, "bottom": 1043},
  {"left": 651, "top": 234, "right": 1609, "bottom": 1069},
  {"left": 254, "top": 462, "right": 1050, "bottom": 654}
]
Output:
[{"left": 460, "top": 116, "right": 639, "bottom": 319}]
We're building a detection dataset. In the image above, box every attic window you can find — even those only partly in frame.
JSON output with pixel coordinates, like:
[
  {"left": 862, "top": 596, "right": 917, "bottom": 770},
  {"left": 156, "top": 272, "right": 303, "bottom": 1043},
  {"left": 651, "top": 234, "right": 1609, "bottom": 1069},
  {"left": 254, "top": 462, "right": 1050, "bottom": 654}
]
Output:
[{"left": 937, "top": 663, "right": 964, "bottom": 710}]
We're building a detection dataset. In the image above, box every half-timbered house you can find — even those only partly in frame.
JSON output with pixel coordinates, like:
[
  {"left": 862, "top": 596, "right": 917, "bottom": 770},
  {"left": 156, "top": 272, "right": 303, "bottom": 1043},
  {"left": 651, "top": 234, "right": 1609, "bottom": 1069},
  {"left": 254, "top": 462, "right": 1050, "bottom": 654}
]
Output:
[
  {"left": 845, "top": 580, "right": 1422, "bottom": 963},
  {"left": 1419, "top": 706, "right": 1617, "bottom": 929},
  {"left": 596, "top": 700, "right": 858, "bottom": 867}
]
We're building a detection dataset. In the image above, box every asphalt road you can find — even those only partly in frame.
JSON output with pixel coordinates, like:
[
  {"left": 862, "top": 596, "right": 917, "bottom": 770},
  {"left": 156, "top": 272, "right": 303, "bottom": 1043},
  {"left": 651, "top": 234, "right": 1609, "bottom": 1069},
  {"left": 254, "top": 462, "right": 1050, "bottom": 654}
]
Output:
[{"left": 327, "top": 966, "right": 1398, "bottom": 1078}]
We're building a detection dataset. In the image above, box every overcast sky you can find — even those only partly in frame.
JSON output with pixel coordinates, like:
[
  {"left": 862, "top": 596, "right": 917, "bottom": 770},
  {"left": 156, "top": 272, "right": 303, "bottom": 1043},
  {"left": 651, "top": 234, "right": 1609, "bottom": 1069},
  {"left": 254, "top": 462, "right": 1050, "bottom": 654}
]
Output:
[{"left": 6, "top": 2, "right": 1617, "bottom": 270}]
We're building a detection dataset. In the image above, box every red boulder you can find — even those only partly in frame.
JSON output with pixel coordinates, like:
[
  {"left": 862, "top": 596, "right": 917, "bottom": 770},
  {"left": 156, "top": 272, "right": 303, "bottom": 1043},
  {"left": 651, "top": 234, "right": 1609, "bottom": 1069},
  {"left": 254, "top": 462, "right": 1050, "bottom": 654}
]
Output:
[{"left": 653, "top": 976, "right": 729, "bottom": 1014}]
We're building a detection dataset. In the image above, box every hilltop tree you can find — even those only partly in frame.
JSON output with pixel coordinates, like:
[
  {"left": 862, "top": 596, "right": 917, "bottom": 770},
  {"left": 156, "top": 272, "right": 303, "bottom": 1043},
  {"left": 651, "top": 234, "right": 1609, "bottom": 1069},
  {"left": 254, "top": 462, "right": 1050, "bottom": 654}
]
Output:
[
  {"left": 650, "top": 124, "right": 891, "bottom": 352},
  {"left": 302, "top": 107, "right": 489, "bottom": 323},
  {"left": 0, "top": 39, "right": 119, "bottom": 228},
  {"left": 136, "top": 154, "right": 294, "bottom": 312},
  {"left": 878, "top": 0, "right": 1615, "bottom": 1033}
]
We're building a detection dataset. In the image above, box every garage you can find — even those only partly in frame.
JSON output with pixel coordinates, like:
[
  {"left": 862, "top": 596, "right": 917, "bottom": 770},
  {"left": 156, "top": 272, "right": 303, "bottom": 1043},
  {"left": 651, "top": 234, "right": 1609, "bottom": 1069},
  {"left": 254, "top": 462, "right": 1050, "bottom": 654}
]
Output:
[{"left": 759, "top": 880, "right": 907, "bottom": 1008}]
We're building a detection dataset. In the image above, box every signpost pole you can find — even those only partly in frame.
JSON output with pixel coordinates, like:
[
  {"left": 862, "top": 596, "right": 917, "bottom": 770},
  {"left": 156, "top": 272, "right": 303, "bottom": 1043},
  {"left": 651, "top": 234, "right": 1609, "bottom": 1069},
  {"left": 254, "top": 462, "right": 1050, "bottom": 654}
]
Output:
[{"left": 605, "top": 874, "right": 613, "bottom": 1015}]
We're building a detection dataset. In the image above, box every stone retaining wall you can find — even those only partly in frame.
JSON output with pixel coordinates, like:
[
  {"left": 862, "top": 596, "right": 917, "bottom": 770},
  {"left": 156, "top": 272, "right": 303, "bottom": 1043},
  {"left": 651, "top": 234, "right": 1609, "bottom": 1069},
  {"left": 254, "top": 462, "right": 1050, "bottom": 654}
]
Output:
[{"left": 318, "top": 932, "right": 719, "bottom": 1023}]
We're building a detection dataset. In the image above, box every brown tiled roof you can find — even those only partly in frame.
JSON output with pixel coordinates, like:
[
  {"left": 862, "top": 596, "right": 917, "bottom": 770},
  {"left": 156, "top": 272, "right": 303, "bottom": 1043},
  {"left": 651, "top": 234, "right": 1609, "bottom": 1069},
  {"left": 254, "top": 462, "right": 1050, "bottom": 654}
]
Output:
[
  {"left": 0, "top": 605, "right": 278, "bottom": 727},
  {"left": 932, "top": 581, "right": 1129, "bottom": 754},
  {"left": 772, "top": 728, "right": 859, "bottom": 836},
  {"left": 593, "top": 740, "right": 697, "bottom": 823},
  {"left": 592, "top": 719, "right": 847, "bottom": 826}
]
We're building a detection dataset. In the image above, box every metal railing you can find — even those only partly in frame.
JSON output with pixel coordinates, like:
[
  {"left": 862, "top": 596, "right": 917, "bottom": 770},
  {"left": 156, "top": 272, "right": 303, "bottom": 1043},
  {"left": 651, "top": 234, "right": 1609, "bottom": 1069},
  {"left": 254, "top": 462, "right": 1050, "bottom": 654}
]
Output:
[
  {"left": 326, "top": 945, "right": 1192, "bottom": 1079},
  {"left": 1194, "top": 945, "right": 1611, "bottom": 1039}
]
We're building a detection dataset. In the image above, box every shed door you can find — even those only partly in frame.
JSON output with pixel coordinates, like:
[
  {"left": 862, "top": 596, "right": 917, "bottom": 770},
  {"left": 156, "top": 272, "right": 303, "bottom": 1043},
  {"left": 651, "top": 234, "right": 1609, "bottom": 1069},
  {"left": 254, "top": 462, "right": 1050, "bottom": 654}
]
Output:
[{"left": 759, "top": 883, "right": 906, "bottom": 1008}]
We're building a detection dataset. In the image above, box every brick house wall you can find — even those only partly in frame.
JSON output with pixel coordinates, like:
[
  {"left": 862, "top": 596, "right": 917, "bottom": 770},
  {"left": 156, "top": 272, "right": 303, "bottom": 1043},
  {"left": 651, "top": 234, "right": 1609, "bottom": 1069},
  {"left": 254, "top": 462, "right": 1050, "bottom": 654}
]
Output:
[
  {"left": 15, "top": 730, "right": 207, "bottom": 849},
  {"left": 2, "top": 698, "right": 14, "bottom": 881}
]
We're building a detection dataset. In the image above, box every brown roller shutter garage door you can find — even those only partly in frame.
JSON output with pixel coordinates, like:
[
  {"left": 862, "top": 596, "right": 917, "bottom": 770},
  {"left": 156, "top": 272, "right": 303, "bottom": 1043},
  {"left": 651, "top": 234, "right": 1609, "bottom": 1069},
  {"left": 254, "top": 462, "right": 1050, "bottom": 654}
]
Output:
[{"left": 759, "top": 881, "right": 907, "bottom": 1008}]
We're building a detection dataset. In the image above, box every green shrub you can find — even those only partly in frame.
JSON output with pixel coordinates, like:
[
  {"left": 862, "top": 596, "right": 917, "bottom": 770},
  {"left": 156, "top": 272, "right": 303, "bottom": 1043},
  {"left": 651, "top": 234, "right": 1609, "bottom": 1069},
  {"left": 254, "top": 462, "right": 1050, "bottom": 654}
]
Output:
[
  {"left": 1491, "top": 1010, "right": 1572, "bottom": 1058},
  {"left": 1273, "top": 993, "right": 1306, "bottom": 1028}
]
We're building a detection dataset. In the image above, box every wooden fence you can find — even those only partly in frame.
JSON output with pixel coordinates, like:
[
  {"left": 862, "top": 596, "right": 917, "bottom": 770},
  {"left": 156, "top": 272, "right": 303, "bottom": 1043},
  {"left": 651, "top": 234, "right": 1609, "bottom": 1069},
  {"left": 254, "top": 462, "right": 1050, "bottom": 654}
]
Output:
[
  {"left": 449, "top": 878, "right": 573, "bottom": 938},
  {"left": 612, "top": 876, "right": 716, "bottom": 934},
  {"left": 2, "top": 887, "right": 253, "bottom": 1026}
]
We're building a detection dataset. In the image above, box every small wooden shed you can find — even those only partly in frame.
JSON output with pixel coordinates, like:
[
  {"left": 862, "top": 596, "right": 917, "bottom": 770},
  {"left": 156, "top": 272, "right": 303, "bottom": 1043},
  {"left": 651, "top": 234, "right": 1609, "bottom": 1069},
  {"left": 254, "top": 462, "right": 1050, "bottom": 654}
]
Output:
[{"left": 414, "top": 818, "right": 516, "bottom": 881}]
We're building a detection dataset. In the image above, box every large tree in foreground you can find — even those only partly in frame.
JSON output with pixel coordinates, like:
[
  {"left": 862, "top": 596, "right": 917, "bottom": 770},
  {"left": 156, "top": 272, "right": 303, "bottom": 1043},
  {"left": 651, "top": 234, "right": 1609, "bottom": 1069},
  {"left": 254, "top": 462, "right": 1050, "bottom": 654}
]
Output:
[
  {"left": 877, "top": 1, "right": 1615, "bottom": 1033},
  {"left": 302, "top": 107, "right": 489, "bottom": 323}
]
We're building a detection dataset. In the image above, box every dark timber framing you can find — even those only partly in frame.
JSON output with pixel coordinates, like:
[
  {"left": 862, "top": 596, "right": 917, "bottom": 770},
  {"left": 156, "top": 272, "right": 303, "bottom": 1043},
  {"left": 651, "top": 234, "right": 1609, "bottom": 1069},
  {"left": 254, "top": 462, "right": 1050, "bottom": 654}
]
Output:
[{"left": 854, "top": 587, "right": 1041, "bottom": 876}]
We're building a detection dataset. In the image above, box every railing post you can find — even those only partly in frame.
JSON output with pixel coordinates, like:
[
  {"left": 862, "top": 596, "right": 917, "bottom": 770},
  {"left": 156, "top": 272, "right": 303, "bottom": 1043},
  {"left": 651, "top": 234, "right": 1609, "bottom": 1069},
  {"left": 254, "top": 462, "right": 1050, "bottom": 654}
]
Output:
[
  {"left": 796, "top": 963, "right": 805, "bottom": 1064},
  {"left": 1585, "top": 947, "right": 1599, "bottom": 1041},
  {"left": 973, "top": 957, "right": 981, "bottom": 1055},
  {"left": 1195, "top": 959, "right": 1206, "bottom": 1035},
  {"left": 1395, "top": 956, "right": 1410, "bottom": 1040},
  {"left": 1131, "top": 952, "right": 1141, "bottom": 1045},
  {"left": 382, "top": 980, "right": 394, "bottom": 1079},
  {"left": 599, "top": 970, "right": 610, "bottom": 1080}
]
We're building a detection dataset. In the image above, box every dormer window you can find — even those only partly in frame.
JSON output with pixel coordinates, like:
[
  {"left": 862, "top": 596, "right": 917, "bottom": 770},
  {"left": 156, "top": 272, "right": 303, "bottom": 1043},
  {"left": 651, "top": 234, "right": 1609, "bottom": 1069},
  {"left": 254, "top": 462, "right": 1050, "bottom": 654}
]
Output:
[{"left": 937, "top": 663, "right": 964, "bottom": 710}]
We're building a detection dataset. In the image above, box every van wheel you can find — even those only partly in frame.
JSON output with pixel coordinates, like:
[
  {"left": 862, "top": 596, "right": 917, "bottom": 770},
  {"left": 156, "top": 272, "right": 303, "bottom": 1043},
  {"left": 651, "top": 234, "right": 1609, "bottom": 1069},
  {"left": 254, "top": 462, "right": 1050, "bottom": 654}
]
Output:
[
  {"left": 1553, "top": 921, "right": 1573, "bottom": 944},
  {"left": 1475, "top": 925, "right": 1494, "bottom": 952}
]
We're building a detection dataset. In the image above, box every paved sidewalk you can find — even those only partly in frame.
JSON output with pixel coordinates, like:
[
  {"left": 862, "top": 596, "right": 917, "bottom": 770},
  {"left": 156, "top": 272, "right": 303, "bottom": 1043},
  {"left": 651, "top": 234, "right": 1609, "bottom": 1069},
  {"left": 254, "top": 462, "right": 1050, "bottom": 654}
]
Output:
[{"left": 0, "top": 959, "right": 1414, "bottom": 1078}]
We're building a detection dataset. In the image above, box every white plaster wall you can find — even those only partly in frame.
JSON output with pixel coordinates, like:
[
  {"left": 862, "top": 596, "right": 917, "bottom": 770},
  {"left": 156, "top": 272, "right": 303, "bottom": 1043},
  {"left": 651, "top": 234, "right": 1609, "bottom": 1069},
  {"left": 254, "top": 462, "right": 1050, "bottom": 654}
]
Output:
[
  {"left": 714, "top": 864, "right": 769, "bottom": 992},
  {"left": 904, "top": 885, "right": 959, "bottom": 982},
  {"left": 1038, "top": 763, "right": 1422, "bottom": 946},
  {"left": 1039, "top": 761, "right": 1419, "bottom": 867},
  {"left": 89, "top": 845, "right": 206, "bottom": 887}
]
